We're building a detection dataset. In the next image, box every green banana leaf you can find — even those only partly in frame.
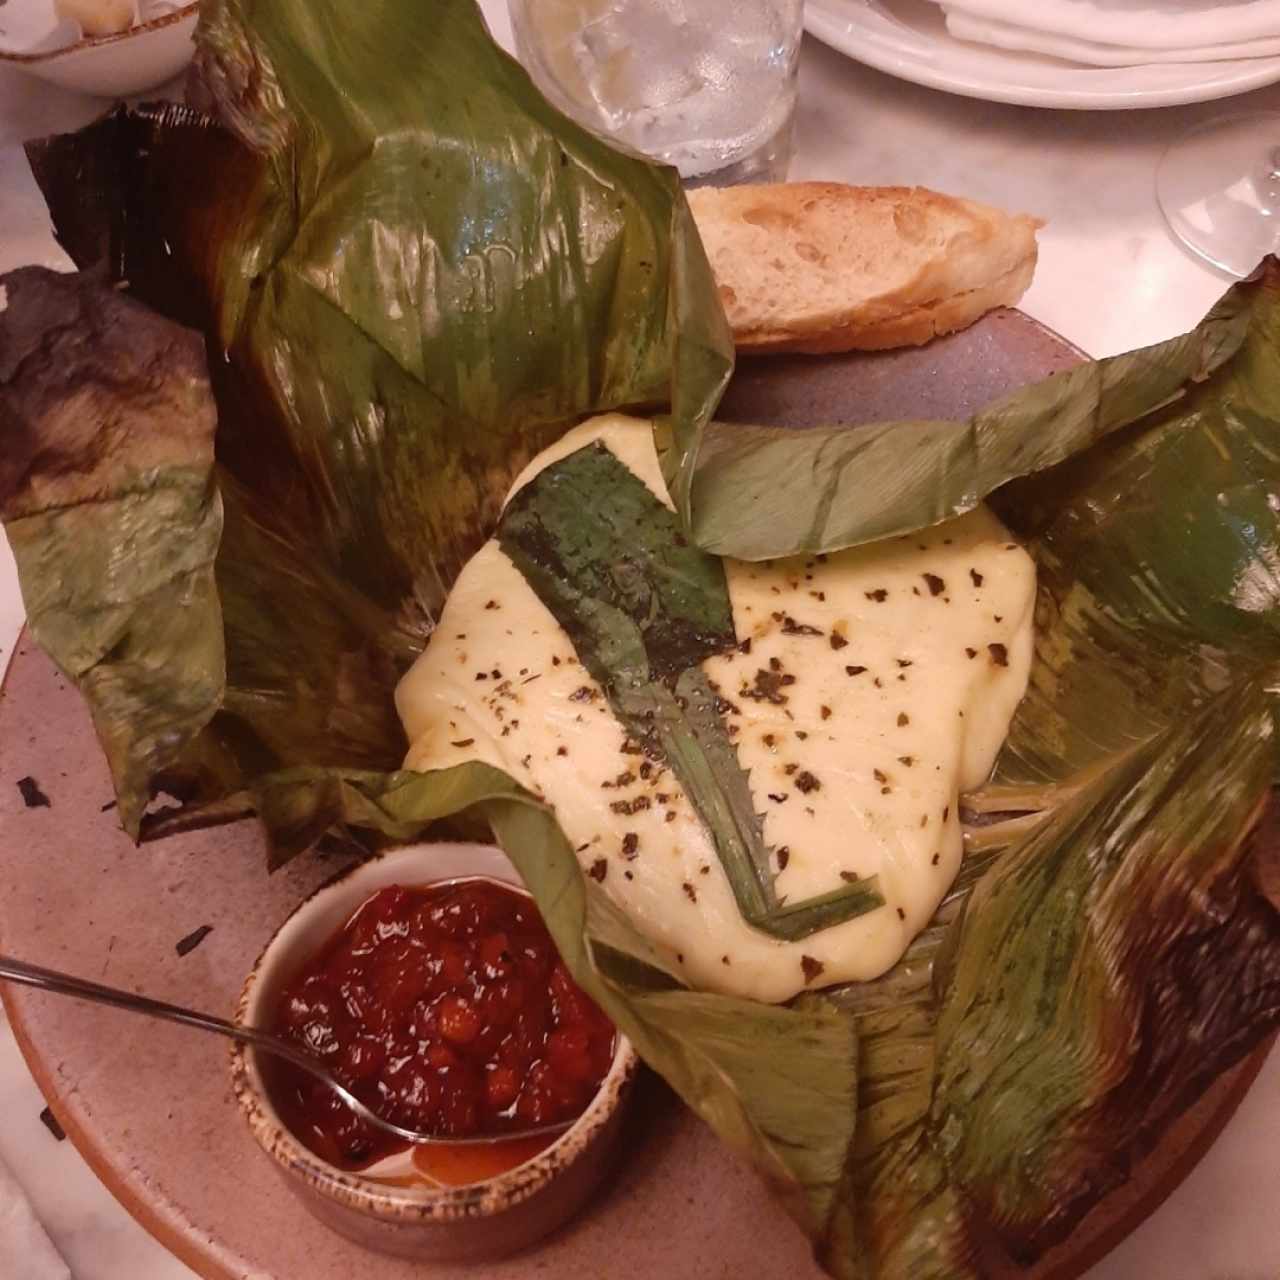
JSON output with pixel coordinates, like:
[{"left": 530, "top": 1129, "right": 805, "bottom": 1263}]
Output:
[
  {"left": 18, "top": 0, "right": 733, "bottom": 839},
  {"left": 0, "top": 267, "right": 224, "bottom": 836},
  {"left": 671, "top": 280, "right": 1252, "bottom": 559},
  {"left": 5, "top": 0, "right": 1280, "bottom": 1273},
  {"left": 832, "top": 687, "right": 1279, "bottom": 1277},
  {"left": 495, "top": 439, "right": 883, "bottom": 939},
  {"left": 4, "top": 0, "right": 852, "bottom": 1250},
  {"left": 822, "top": 263, "right": 1280, "bottom": 1275}
]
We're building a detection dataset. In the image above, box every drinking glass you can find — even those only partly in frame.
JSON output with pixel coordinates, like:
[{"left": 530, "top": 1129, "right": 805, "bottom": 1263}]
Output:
[
  {"left": 1156, "top": 111, "right": 1280, "bottom": 278},
  {"left": 506, "top": 0, "right": 805, "bottom": 185}
]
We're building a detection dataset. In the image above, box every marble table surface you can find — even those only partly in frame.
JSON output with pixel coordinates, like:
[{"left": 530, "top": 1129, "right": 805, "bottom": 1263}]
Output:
[{"left": 2, "top": 2, "right": 1279, "bottom": 1276}]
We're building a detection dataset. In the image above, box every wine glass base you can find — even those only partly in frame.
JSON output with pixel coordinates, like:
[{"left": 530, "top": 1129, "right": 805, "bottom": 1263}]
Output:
[{"left": 1156, "top": 111, "right": 1280, "bottom": 279}]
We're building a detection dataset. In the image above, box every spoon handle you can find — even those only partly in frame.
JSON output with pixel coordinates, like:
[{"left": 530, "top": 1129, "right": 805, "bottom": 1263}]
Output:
[
  {"left": 0, "top": 953, "right": 576, "bottom": 1148},
  {"left": 0, "top": 952, "right": 323, "bottom": 1078}
]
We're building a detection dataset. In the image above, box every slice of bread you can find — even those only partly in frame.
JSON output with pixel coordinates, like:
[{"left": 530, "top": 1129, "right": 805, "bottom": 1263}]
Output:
[{"left": 686, "top": 183, "right": 1041, "bottom": 353}]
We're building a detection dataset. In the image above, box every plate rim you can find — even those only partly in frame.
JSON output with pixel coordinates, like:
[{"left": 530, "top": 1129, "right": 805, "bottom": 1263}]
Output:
[
  {"left": 0, "top": 1, "right": 198, "bottom": 64},
  {"left": 804, "top": 0, "right": 1280, "bottom": 109}
]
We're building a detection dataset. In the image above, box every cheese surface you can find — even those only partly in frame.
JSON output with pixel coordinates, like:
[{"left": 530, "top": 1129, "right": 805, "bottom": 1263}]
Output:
[{"left": 396, "top": 415, "right": 1035, "bottom": 1001}]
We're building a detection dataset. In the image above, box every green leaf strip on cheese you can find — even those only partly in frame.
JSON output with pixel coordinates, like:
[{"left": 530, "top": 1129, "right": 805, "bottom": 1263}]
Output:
[{"left": 498, "top": 442, "right": 884, "bottom": 939}]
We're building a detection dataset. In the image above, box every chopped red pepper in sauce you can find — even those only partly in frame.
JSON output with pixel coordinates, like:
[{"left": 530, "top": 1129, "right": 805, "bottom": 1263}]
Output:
[{"left": 269, "top": 879, "right": 615, "bottom": 1183}]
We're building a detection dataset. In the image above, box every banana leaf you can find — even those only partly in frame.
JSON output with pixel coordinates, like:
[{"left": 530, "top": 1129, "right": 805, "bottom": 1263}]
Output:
[
  {"left": 4, "top": 0, "right": 855, "bottom": 1250},
  {"left": 673, "top": 282, "right": 1251, "bottom": 559},
  {"left": 5, "top": 0, "right": 1280, "bottom": 1272},
  {"left": 818, "top": 263, "right": 1280, "bottom": 1274},
  {"left": 495, "top": 439, "right": 883, "bottom": 939},
  {"left": 0, "top": 267, "right": 224, "bottom": 836},
  {"left": 17, "top": 0, "right": 733, "bottom": 838}
]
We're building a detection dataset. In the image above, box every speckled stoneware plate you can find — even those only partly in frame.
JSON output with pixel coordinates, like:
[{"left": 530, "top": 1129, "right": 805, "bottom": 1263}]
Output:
[{"left": 0, "top": 309, "right": 1275, "bottom": 1280}]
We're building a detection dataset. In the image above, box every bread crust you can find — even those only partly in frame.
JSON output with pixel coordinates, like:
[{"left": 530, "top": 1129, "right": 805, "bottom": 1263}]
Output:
[
  {"left": 735, "top": 256, "right": 1038, "bottom": 353},
  {"left": 687, "top": 183, "right": 1042, "bottom": 353}
]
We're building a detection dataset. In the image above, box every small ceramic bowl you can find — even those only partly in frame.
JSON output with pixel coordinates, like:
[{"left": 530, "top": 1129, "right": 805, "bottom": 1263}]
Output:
[
  {"left": 0, "top": 0, "right": 199, "bottom": 97},
  {"left": 231, "top": 842, "right": 638, "bottom": 1263}
]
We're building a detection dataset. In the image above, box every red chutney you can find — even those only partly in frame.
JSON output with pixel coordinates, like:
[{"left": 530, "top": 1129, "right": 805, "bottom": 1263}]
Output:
[{"left": 269, "top": 879, "right": 616, "bottom": 1177}]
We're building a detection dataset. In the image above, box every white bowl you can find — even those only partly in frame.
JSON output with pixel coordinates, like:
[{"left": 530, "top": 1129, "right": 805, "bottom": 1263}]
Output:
[
  {"left": 0, "top": 0, "right": 199, "bottom": 97},
  {"left": 230, "top": 842, "right": 638, "bottom": 1263}
]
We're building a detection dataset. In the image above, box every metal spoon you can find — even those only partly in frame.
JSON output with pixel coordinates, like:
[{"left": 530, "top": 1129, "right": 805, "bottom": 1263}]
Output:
[{"left": 0, "top": 953, "right": 574, "bottom": 1149}]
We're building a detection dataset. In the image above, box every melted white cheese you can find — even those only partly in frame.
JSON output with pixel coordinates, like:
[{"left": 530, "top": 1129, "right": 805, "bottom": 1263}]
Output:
[{"left": 396, "top": 415, "right": 1035, "bottom": 1002}]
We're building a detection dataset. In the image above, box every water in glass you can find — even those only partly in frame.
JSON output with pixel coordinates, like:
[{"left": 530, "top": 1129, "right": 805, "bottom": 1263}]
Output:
[{"left": 510, "top": 0, "right": 804, "bottom": 185}]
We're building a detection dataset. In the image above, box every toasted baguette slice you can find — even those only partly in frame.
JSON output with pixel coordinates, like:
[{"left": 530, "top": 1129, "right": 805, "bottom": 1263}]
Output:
[{"left": 686, "top": 183, "right": 1041, "bottom": 353}]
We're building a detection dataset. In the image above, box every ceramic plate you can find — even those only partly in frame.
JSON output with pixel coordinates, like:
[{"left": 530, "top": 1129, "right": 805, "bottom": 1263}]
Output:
[
  {"left": 0, "top": 0, "right": 198, "bottom": 97},
  {"left": 804, "top": 0, "right": 1280, "bottom": 109},
  {"left": 1, "top": 309, "right": 1276, "bottom": 1280}
]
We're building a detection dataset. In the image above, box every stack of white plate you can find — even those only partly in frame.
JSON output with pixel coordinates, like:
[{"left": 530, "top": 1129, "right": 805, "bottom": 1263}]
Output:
[{"left": 805, "top": 0, "right": 1280, "bottom": 108}]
